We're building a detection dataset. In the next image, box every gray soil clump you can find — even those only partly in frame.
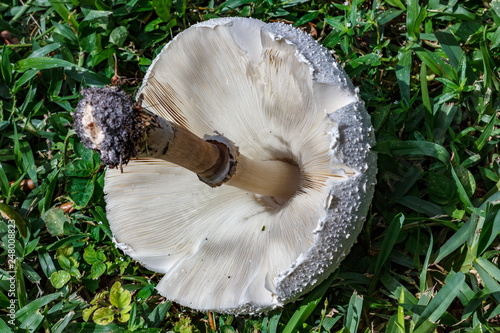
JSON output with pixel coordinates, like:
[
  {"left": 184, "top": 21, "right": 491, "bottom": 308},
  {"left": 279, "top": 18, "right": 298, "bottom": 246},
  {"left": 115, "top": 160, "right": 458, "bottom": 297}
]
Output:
[{"left": 73, "top": 87, "right": 142, "bottom": 169}]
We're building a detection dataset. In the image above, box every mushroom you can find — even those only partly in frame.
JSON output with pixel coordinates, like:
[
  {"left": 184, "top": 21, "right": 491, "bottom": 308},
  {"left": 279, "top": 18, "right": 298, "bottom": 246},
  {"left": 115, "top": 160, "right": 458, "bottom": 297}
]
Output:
[{"left": 74, "top": 17, "right": 377, "bottom": 314}]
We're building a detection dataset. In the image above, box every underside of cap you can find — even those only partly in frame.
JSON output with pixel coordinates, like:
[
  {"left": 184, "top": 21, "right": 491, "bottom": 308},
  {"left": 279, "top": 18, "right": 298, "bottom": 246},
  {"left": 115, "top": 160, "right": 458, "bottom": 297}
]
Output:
[{"left": 105, "top": 17, "right": 376, "bottom": 314}]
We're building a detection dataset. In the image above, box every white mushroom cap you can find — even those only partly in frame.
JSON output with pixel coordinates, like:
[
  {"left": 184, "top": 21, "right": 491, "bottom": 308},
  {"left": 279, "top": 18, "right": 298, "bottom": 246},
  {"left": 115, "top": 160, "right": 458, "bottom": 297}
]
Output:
[{"left": 104, "top": 17, "right": 377, "bottom": 314}]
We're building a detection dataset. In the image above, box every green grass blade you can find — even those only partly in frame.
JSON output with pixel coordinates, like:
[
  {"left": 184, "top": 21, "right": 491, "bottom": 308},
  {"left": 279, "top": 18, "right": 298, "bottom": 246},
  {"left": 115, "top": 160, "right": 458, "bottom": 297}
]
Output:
[
  {"left": 419, "top": 227, "right": 433, "bottom": 293},
  {"left": 475, "top": 257, "right": 500, "bottom": 284},
  {"left": 461, "top": 290, "right": 488, "bottom": 321},
  {"left": 147, "top": 301, "right": 171, "bottom": 327},
  {"left": 375, "top": 140, "right": 450, "bottom": 165},
  {"left": 0, "top": 162, "right": 10, "bottom": 200},
  {"left": 385, "top": 0, "right": 405, "bottom": 10},
  {"left": 0, "top": 203, "right": 27, "bottom": 238},
  {"left": 413, "top": 319, "right": 438, "bottom": 333},
  {"left": 48, "top": 0, "right": 79, "bottom": 31},
  {"left": 395, "top": 196, "right": 445, "bottom": 216},
  {"left": 451, "top": 166, "right": 474, "bottom": 210},
  {"left": 420, "top": 63, "right": 433, "bottom": 127},
  {"left": 370, "top": 214, "right": 404, "bottom": 292},
  {"left": 396, "top": 289, "right": 405, "bottom": 332},
  {"left": 474, "top": 115, "right": 495, "bottom": 151},
  {"left": 432, "top": 218, "right": 471, "bottom": 264},
  {"left": 268, "top": 312, "right": 281, "bottom": 333},
  {"left": 15, "top": 292, "right": 61, "bottom": 323},
  {"left": 473, "top": 260, "right": 500, "bottom": 303},
  {"left": 1, "top": 46, "right": 12, "bottom": 86},
  {"left": 282, "top": 273, "right": 336, "bottom": 333},
  {"left": 19, "top": 141, "right": 37, "bottom": 186},
  {"left": 0, "top": 317, "right": 13, "bottom": 333},
  {"left": 396, "top": 48, "right": 412, "bottom": 105},
  {"left": 406, "top": 0, "right": 420, "bottom": 41},
  {"left": 52, "top": 310, "right": 75, "bottom": 333},
  {"left": 435, "top": 30, "right": 463, "bottom": 70},
  {"left": 478, "top": 206, "right": 500, "bottom": 254},
  {"left": 416, "top": 272, "right": 465, "bottom": 326},
  {"left": 345, "top": 291, "right": 363, "bottom": 333}
]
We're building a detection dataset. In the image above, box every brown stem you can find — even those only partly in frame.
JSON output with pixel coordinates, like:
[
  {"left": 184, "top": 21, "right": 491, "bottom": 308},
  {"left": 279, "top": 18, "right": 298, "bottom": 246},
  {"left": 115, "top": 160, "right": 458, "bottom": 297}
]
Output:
[
  {"left": 74, "top": 87, "right": 301, "bottom": 201},
  {"left": 141, "top": 118, "right": 300, "bottom": 200}
]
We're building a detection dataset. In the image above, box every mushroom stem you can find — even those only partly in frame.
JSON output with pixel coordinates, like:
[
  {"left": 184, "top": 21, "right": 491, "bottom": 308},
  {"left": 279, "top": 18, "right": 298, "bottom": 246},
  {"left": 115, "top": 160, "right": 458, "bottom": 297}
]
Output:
[
  {"left": 227, "top": 155, "right": 300, "bottom": 199},
  {"left": 74, "top": 87, "right": 301, "bottom": 200},
  {"left": 143, "top": 118, "right": 300, "bottom": 199},
  {"left": 145, "top": 119, "right": 222, "bottom": 176}
]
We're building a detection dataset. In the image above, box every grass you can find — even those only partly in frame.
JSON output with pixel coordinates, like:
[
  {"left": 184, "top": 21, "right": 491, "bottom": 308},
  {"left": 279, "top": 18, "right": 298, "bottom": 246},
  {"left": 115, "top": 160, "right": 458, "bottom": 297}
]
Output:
[{"left": 0, "top": 0, "right": 499, "bottom": 332}]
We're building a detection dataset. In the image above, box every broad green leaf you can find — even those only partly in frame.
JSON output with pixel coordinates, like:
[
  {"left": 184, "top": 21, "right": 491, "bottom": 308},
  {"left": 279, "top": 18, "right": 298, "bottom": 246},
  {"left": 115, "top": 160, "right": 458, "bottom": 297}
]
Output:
[
  {"left": 454, "top": 166, "right": 476, "bottom": 197},
  {"left": 91, "top": 262, "right": 106, "bottom": 279},
  {"left": 83, "top": 10, "right": 113, "bottom": 21},
  {"left": 119, "top": 312, "right": 130, "bottom": 323},
  {"left": 434, "top": 103, "right": 458, "bottom": 144},
  {"left": 19, "top": 311, "right": 44, "bottom": 332},
  {"left": 93, "top": 307, "right": 115, "bottom": 326},
  {"left": 427, "top": 173, "right": 457, "bottom": 205},
  {"left": 492, "top": 0, "right": 500, "bottom": 17},
  {"left": 50, "top": 270, "right": 71, "bottom": 289},
  {"left": 83, "top": 305, "right": 98, "bottom": 322},
  {"left": 376, "top": 8, "right": 404, "bottom": 25},
  {"left": 66, "top": 176, "right": 95, "bottom": 208},
  {"left": 153, "top": 0, "right": 173, "bottom": 21},
  {"left": 84, "top": 247, "right": 101, "bottom": 265},
  {"left": 451, "top": 166, "right": 474, "bottom": 209},
  {"left": 109, "top": 26, "right": 128, "bottom": 47},
  {"left": 43, "top": 207, "right": 69, "bottom": 237},
  {"left": 407, "top": 0, "right": 424, "bottom": 41},
  {"left": 413, "top": 46, "right": 447, "bottom": 78},
  {"left": 110, "top": 282, "right": 132, "bottom": 309},
  {"left": 435, "top": 30, "right": 463, "bottom": 69}
]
